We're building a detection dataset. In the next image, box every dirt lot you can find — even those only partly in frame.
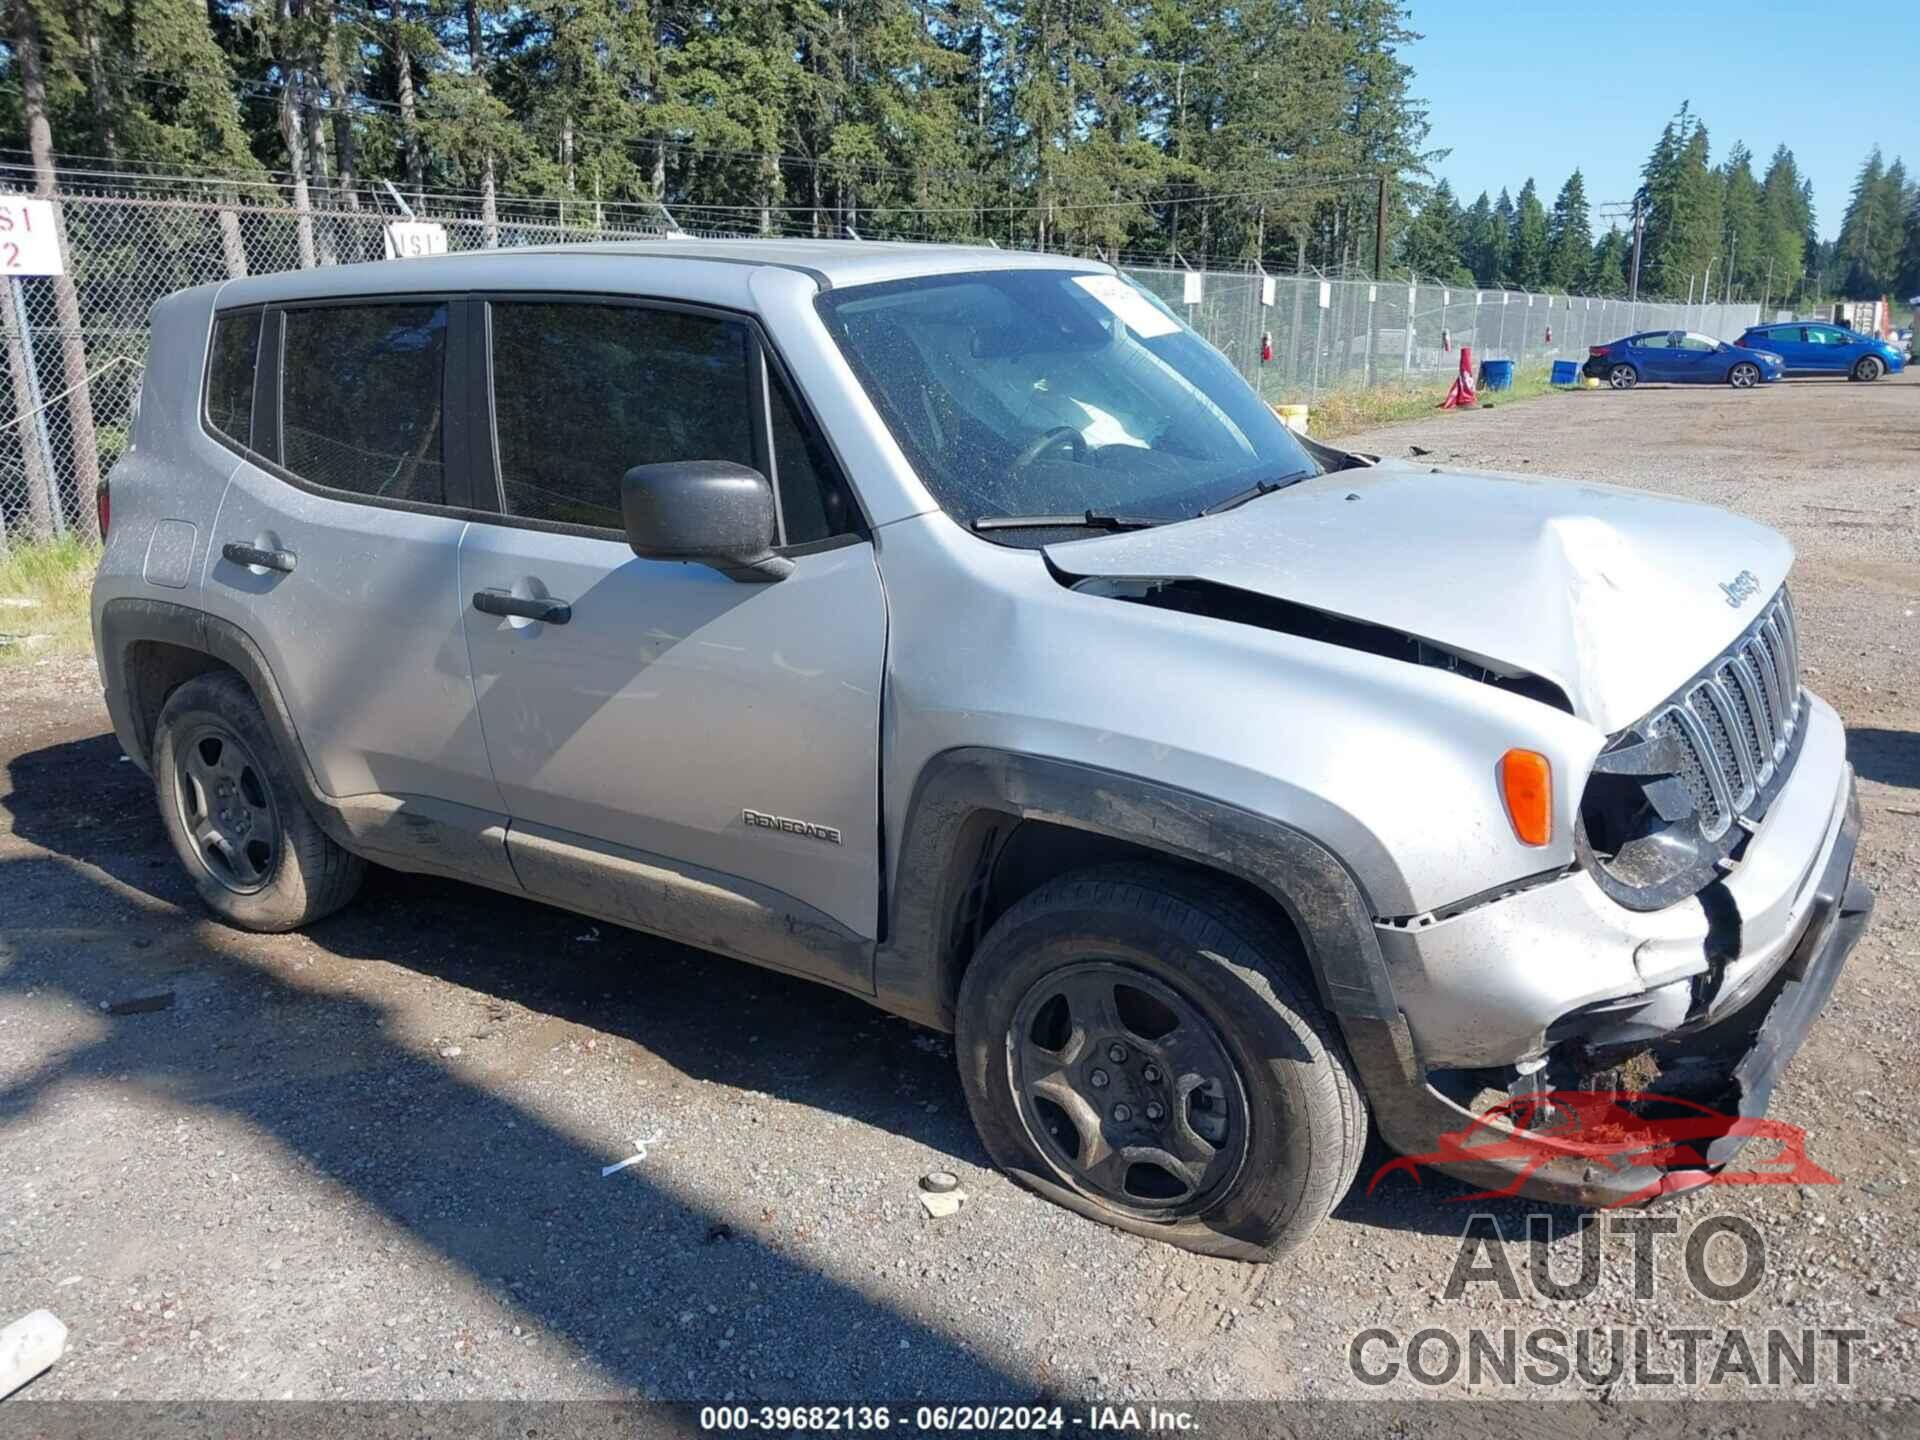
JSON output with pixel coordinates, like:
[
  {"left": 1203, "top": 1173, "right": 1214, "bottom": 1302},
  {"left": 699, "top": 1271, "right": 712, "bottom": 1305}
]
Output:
[{"left": 2, "top": 372, "right": 1917, "bottom": 1405}]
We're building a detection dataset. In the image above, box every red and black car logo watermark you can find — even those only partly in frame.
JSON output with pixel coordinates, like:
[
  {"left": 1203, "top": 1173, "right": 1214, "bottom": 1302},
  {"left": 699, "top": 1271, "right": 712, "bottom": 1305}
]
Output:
[{"left": 1367, "top": 1089, "right": 1838, "bottom": 1207}]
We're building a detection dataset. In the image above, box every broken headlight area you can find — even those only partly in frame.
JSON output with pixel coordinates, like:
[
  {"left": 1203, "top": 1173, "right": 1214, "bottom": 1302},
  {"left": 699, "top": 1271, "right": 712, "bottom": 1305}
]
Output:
[{"left": 1577, "top": 587, "right": 1805, "bottom": 911}]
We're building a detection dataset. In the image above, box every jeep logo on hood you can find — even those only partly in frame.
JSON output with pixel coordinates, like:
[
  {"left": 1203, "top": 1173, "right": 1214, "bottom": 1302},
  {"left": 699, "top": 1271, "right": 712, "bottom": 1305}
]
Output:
[{"left": 1720, "top": 569, "right": 1761, "bottom": 608}]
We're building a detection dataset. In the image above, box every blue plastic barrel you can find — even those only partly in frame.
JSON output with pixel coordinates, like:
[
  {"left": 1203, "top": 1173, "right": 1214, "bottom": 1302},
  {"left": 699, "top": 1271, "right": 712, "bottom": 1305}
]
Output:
[
  {"left": 1482, "top": 358, "right": 1515, "bottom": 391},
  {"left": 1550, "top": 359, "right": 1579, "bottom": 386}
]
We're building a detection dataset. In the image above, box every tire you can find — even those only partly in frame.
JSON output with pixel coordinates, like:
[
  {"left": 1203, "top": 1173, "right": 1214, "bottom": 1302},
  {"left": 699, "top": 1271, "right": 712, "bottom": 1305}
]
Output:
[
  {"left": 1728, "top": 362, "right": 1761, "bottom": 389},
  {"left": 1608, "top": 363, "right": 1638, "bottom": 390},
  {"left": 955, "top": 863, "right": 1367, "bottom": 1261},
  {"left": 1853, "top": 355, "right": 1883, "bottom": 382},
  {"left": 153, "top": 670, "right": 365, "bottom": 932}
]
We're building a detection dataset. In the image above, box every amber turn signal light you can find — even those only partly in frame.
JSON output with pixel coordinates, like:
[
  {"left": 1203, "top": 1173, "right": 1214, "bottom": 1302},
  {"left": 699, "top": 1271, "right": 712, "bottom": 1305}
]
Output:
[{"left": 1500, "top": 749, "right": 1552, "bottom": 847}]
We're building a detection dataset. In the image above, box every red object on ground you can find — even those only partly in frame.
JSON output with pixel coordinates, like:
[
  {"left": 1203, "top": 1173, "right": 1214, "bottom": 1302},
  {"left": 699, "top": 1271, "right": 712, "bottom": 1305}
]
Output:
[
  {"left": 1440, "top": 344, "right": 1476, "bottom": 409},
  {"left": 1545, "top": 324, "right": 1553, "bottom": 345},
  {"left": 1260, "top": 330, "right": 1273, "bottom": 364}
]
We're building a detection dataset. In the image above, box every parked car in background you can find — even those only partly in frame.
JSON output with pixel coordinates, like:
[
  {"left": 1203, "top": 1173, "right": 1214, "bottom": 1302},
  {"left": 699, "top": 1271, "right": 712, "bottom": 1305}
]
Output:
[
  {"left": 1736, "top": 322, "right": 1905, "bottom": 381},
  {"left": 1582, "top": 331, "right": 1784, "bottom": 389}
]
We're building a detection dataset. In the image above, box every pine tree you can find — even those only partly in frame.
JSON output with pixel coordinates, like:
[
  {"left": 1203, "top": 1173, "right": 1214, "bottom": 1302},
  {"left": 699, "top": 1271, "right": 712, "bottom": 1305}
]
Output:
[
  {"left": 1401, "top": 178, "right": 1467, "bottom": 280},
  {"left": 1507, "top": 177, "right": 1547, "bottom": 288},
  {"left": 1545, "top": 168, "right": 1590, "bottom": 290},
  {"left": 1487, "top": 187, "right": 1514, "bottom": 283},
  {"left": 1585, "top": 227, "right": 1630, "bottom": 295},
  {"left": 1637, "top": 102, "right": 1721, "bottom": 297},
  {"left": 1757, "top": 147, "right": 1810, "bottom": 307},
  {"left": 1835, "top": 147, "right": 1908, "bottom": 297},
  {"left": 1717, "top": 141, "right": 1762, "bottom": 298}
]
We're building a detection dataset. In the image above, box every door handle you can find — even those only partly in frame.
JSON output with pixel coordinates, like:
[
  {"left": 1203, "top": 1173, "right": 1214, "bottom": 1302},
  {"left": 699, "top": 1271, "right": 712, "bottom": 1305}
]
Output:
[
  {"left": 472, "top": 589, "right": 572, "bottom": 625},
  {"left": 222, "top": 541, "right": 297, "bottom": 573}
]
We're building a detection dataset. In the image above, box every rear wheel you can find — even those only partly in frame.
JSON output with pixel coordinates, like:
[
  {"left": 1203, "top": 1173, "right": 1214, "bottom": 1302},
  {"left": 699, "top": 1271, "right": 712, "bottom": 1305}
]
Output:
[
  {"left": 1853, "top": 355, "right": 1884, "bottom": 382},
  {"left": 153, "top": 671, "right": 365, "bottom": 931},
  {"left": 956, "top": 864, "right": 1366, "bottom": 1261},
  {"left": 1608, "top": 363, "right": 1638, "bottom": 389},
  {"left": 1728, "top": 362, "right": 1761, "bottom": 388}
]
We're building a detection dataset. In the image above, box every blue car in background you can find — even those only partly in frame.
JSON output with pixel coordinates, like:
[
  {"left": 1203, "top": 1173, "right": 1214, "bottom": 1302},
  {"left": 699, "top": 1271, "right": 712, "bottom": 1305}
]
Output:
[
  {"left": 1582, "top": 330, "right": 1784, "bottom": 389},
  {"left": 1735, "top": 321, "right": 1905, "bottom": 381}
]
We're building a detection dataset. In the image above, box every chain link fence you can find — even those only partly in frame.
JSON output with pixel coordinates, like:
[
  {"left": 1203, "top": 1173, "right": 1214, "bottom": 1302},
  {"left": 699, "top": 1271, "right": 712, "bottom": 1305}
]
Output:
[{"left": 0, "top": 174, "right": 1762, "bottom": 553}]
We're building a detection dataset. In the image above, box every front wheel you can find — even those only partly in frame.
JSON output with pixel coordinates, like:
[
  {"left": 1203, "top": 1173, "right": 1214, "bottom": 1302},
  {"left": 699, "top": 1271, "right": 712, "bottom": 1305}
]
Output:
[
  {"left": 1728, "top": 362, "right": 1762, "bottom": 388},
  {"left": 955, "top": 865, "right": 1367, "bottom": 1261},
  {"left": 1853, "top": 356, "right": 1884, "bottom": 382},
  {"left": 1608, "top": 363, "right": 1639, "bottom": 389}
]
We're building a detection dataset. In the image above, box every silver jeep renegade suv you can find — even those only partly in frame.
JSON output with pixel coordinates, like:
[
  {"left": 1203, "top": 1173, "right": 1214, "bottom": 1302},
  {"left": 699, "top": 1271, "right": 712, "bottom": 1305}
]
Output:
[{"left": 92, "top": 242, "right": 1872, "bottom": 1259}]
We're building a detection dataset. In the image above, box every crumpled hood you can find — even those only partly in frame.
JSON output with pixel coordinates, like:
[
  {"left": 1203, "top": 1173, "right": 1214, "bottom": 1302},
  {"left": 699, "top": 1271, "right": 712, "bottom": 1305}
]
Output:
[{"left": 1045, "top": 462, "right": 1794, "bottom": 734}]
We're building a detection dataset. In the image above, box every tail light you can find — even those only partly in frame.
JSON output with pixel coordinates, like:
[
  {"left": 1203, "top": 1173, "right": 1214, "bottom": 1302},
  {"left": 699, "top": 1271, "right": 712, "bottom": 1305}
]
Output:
[
  {"left": 1588, "top": 345, "right": 1611, "bottom": 357},
  {"left": 96, "top": 479, "right": 109, "bottom": 541}
]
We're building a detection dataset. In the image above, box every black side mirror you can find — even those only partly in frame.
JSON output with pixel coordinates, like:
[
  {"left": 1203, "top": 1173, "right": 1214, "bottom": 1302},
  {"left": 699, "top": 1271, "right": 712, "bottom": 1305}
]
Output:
[{"left": 621, "top": 460, "right": 792, "bottom": 583}]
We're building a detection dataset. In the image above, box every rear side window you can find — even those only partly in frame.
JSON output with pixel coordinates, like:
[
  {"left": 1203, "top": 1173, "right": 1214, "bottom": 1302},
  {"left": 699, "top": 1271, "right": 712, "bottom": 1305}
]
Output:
[
  {"left": 279, "top": 303, "right": 449, "bottom": 505},
  {"left": 1635, "top": 333, "right": 1670, "bottom": 349},
  {"left": 488, "top": 301, "right": 756, "bottom": 529},
  {"left": 206, "top": 309, "right": 260, "bottom": 447}
]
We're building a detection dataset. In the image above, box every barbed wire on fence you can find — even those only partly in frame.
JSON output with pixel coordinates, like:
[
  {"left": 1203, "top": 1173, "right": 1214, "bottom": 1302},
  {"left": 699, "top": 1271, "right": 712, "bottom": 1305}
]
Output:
[{"left": 0, "top": 169, "right": 1775, "bottom": 554}]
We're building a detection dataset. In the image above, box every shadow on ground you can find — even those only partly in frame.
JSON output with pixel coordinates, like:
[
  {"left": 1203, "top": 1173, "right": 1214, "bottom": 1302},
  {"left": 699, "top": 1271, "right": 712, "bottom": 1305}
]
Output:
[
  {"left": 0, "top": 728, "right": 1015, "bottom": 1398},
  {"left": 2, "top": 725, "right": 1592, "bottom": 1387},
  {"left": 1848, "top": 729, "right": 1920, "bottom": 791}
]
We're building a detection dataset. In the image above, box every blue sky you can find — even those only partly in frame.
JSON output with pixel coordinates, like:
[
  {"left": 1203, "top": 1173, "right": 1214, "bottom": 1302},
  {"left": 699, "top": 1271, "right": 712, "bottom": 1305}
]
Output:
[{"left": 1406, "top": 2, "right": 1920, "bottom": 240}]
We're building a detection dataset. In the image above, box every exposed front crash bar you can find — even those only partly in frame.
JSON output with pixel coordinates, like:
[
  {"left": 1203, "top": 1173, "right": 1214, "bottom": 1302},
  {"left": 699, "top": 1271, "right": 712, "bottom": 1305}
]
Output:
[{"left": 1347, "top": 780, "right": 1871, "bottom": 1208}]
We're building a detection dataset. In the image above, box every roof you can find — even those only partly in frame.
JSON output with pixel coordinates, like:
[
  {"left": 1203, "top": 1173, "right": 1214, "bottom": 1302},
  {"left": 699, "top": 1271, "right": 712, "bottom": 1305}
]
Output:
[{"left": 212, "top": 234, "right": 1113, "bottom": 310}]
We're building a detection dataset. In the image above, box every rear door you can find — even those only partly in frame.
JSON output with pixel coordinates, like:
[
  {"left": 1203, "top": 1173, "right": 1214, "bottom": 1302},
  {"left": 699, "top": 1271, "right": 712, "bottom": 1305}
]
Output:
[
  {"left": 203, "top": 297, "right": 510, "bottom": 870},
  {"left": 1628, "top": 331, "right": 1675, "bottom": 380},
  {"left": 457, "top": 295, "right": 886, "bottom": 947}
]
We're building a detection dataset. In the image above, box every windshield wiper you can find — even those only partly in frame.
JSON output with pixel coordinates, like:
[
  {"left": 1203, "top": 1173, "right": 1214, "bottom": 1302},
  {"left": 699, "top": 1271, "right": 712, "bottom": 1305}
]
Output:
[
  {"left": 971, "top": 509, "right": 1169, "bottom": 533},
  {"left": 1197, "top": 469, "right": 1315, "bottom": 517}
]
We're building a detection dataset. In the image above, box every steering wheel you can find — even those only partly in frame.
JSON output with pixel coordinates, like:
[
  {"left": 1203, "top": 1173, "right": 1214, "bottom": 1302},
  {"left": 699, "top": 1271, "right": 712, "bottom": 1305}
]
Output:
[{"left": 1013, "top": 425, "right": 1088, "bottom": 470}]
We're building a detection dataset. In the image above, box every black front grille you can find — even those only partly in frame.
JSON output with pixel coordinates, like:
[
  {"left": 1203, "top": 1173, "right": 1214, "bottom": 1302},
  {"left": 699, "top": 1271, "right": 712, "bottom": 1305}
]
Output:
[{"left": 1579, "top": 587, "right": 1804, "bottom": 909}]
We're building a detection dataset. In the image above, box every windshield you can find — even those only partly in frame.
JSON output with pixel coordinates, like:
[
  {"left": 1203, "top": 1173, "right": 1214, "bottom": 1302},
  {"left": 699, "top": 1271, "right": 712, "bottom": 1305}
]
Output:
[{"left": 814, "top": 269, "right": 1320, "bottom": 536}]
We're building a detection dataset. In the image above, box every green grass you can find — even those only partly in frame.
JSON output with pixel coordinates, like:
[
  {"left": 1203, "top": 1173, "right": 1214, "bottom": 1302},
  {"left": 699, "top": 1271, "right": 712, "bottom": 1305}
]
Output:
[
  {"left": 0, "top": 535, "right": 100, "bottom": 664},
  {"left": 1287, "top": 362, "right": 1566, "bottom": 440}
]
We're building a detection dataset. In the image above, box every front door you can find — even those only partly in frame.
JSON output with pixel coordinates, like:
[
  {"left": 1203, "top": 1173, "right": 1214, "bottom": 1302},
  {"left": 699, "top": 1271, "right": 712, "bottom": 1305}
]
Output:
[
  {"left": 1802, "top": 325, "right": 1855, "bottom": 373},
  {"left": 457, "top": 297, "right": 886, "bottom": 951}
]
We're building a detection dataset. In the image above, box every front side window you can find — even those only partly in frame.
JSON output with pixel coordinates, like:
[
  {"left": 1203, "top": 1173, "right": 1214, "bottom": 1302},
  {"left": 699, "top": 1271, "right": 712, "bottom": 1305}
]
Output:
[
  {"left": 1677, "top": 333, "right": 1718, "bottom": 353},
  {"left": 815, "top": 269, "right": 1320, "bottom": 537},
  {"left": 206, "top": 308, "right": 260, "bottom": 447},
  {"left": 489, "top": 301, "right": 755, "bottom": 529},
  {"left": 279, "top": 303, "right": 448, "bottom": 504}
]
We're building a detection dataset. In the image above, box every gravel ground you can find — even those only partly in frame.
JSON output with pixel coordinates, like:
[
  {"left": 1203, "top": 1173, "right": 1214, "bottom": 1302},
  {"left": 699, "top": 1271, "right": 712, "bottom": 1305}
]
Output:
[{"left": 2, "top": 372, "right": 1917, "bottom": 1406}]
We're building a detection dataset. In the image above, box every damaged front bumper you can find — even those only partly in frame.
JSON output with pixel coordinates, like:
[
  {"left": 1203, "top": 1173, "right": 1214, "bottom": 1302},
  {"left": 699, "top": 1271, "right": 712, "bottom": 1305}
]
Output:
[{"left": 1352, "top": 696, "right": 1872, "bottom": 1207}]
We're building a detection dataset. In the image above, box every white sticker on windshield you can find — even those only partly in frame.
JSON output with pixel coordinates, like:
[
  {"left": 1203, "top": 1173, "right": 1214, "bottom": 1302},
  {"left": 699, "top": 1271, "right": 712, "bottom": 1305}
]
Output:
[{"left": 1073, "top": 274, "right": 1180, "bottom": 338}]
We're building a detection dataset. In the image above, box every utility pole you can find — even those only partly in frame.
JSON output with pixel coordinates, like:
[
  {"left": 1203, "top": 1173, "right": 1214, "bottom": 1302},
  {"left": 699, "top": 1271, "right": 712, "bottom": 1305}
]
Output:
[
  {"left": 1761, "top": 256, "right": 1776, "bottom": 315},
  {"left": 1725, "top": 235, "right": 1737, "bottom": 303},
  {"left": 1374, "top": 175, "right": 1388, "bottom": 278},
  {"left": 1627, "top": 194, "right": 1647, "bottom": 303},
  {"left": 1700, "top": 257, "right": 1714, "bottom": 317}
]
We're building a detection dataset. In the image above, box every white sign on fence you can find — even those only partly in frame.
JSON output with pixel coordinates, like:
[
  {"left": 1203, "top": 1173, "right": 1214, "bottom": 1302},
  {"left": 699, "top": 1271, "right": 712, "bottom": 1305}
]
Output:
[
  {"left": 1181, "top": 271, "right": 1204, "bottom": 305},
  {"left": 383, "top": 221, "right": 449, "bottom": 260},
  {"left": 1317, "top": 280, "right": 1331, "bottom": 310},
  {"left": 1260, "top": 276, "right": 1275, "bottom": 307},
  {"left": 0, "top": 197, "right": 64, "bottom": 276}
]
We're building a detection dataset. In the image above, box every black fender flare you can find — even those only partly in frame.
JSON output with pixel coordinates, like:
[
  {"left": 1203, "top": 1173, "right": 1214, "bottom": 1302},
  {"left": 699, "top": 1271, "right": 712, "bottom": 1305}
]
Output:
[
  {"left": 97, "top": 596, "right": 354, "bottom": 854},
  {"left": 873, "top": 747, "right": 1400, "bottom": 1031}
]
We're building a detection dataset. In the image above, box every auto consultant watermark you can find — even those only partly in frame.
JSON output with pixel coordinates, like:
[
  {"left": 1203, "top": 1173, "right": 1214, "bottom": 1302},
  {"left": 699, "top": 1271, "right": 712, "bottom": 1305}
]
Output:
[
  {"left": 1352, "top": 1089, "right": 1861, "bottom": 1392},
  {"left": 1350, "top": 1212, "right": 1864, "bottom": 1390}
]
